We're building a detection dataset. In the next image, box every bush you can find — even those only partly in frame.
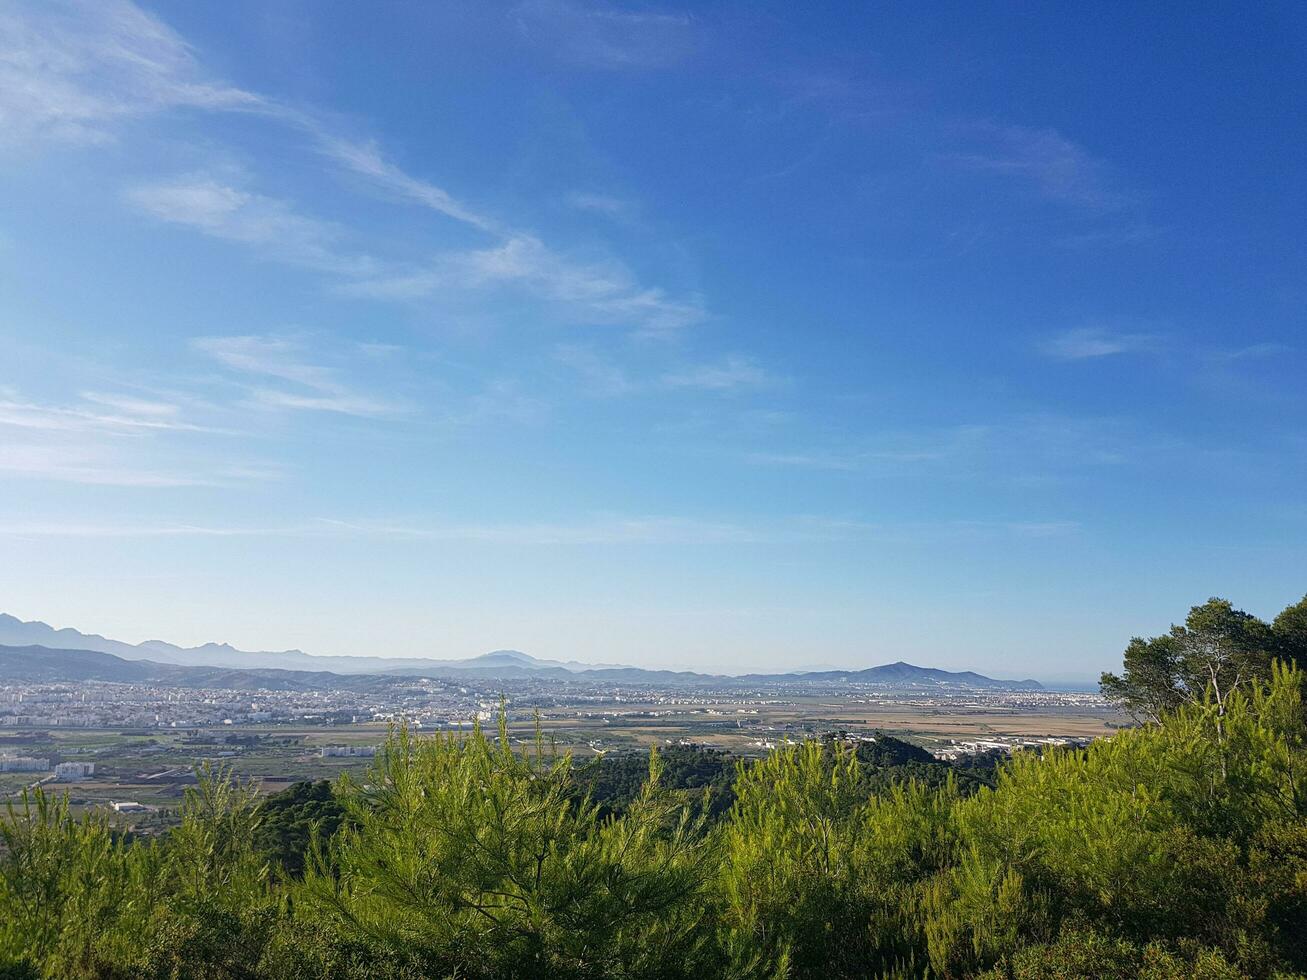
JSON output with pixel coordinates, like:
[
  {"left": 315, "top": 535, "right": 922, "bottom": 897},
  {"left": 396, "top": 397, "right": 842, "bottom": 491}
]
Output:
[{"left": 2, "top": 633, "right": 1305, "bottom": 978}]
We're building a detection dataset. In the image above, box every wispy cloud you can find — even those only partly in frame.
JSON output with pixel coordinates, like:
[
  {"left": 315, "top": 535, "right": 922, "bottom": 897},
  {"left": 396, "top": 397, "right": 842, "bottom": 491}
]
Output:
[
  {"left": 193, "top": 335, "right": 405, "bottom": 417},
  {"left": 441, "top": 378, "right": 548, "bottom": 428},
  {"left": 126, "top": 177, "right": 379, "bottom": 278},
  {"left": 348, "top": 234, "right": 705, "bottom": 335},
  {"left": 0, "top": 520, "right": 287, "bottom": 537},
  {"left": 0, "top": 446, "right": 198, "bottom": 486},
  {"left": 79, "top": 391, "right": 180, "bottom": 417},
  {"left": 512, "top": 1, "right": 697, "bottom": 70},
  {"left": 555, "top": 346, "right": 781, "bottom": 396},
  {"left": 745, "top": 415, "right": 1151, "bottom": 478},
  {"left": 744, "top": 451, "right": 861, "bottom": 471},
  {"left": 0, "top": 392, "right": 217, "bottom": 435},
  {"left": 566, "top": 191, "right": 637, "bottom": 220},
  {"left": 745, "top": 444, "right": 963, "bottom": 471},
  {"left": 1210, "top": 342, "right": 1291, "bottom": 361},
  {"left": 946, "top": 123, "right": 1127, "bottom": 211},
  {"left": 6, "top": 1, "right": 703, "bottom": 337},
  {"left": 1038, "top": 326, "right": 1161, "bottom": 360},
  {"left": 0, "top": 441, "right": 274, "bottom": 488},
  {"left": 554, "top": 344, "right": 636, "bottom": 396},
  {"left": 0, "top": 513, "right": 1080, "bottom": 545},
  {"left": 130, "top": 182, "right": 704, "bottom": 335},
  {"left": 311, "top": 135, "right": 498, "bottom": 233},
  {"left": 0, "top": 515, "right": 774, "bottom": 544},
  {"left": 0, "top": 378, "right": 281, "bottom": 488},
  {"left": 0, "top": 0, "right": 258, "bottom": 149},
  {"left": 0, "top": 385, "right": 271, "bottom": 487},
  {"left": 662, "top": 355, "right": 777, "bottom": 391},
  {"left": 0, "top": 0, "right": 492, "bottom": 231}
]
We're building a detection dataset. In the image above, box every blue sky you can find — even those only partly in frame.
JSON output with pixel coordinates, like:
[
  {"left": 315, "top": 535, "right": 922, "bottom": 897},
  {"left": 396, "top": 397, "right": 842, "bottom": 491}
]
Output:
[{"left": 0, "top": 1, "right": 1303, "bottom": 680}]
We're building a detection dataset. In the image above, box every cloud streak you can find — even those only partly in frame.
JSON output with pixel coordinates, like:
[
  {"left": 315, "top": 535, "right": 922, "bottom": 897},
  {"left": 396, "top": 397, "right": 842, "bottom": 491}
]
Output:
[
  {"left": 0, "top": 396, "right": 205, "bottom": 435},
  {"left": 946, "top": 123, "right": 1127, "bottom": 211},
  {"left": 512, "top": 0, "right": 697, "bottom": 70},
  {"left": 0, "top": 441, "right": 273, "bottom": 488},
  {"left": 347, "top": 233, "right": 705, "bottom": 335},
  {"left": 126, "top": 177, "right": 379, "bottom": 278},
  {"left": 554, "top": 346, "right": 783, "bottom": 397},
  {"left": 744, "top": 415, "right": 1162, "bottom": 479},
  {"left": 1038, "top": 326, "right": 1161, "bottom": 360},
  {"left": 194, "top": 335, "right": 406, "bottom": 417},
  {"left": 662, "top": 355, "right": 777, "bottom": 391},
  {"left": 311, "top": 135, "right": 498, "bottom": 234},
  {"left": 0, "top": 0, "right": 258, "bottom": 148},
  {"left": 0, "top": 513, "right": 1081, "bottom": 545},
  {"left": 4, "top": 0, "right": 704, "bottom": 337}
]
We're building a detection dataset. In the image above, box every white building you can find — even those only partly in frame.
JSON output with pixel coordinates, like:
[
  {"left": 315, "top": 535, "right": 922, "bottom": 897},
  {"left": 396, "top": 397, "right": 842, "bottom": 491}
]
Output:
[
  {"left": 320, "top": 745, "right": 378, "bottom": 758},
  {"left": 0, "top": 756, "right": 49, "bottom": 772},
  {"left": 54, "top": 761, "right": 95, "bottom": 781}
]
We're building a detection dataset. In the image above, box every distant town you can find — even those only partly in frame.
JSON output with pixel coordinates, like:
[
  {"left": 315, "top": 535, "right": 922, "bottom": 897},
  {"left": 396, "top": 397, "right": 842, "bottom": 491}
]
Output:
[{"left": 0, "top": 613, "right": 1119, "bottom": 819}]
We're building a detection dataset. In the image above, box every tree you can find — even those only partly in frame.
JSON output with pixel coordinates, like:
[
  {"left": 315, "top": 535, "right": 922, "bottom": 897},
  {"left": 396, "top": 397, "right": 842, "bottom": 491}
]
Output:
[
  {"left": 1271, "top": 593, "right": 1307, "bottom": 665},
  {"left": 1101, "top": 597, "right": 1275, "bottom": 722},
  {"left": 253, "top": 780, "right": 345, "bottom": 877},
  {"left": 295, "top": 721, "right": 720, "bottom": 979}
]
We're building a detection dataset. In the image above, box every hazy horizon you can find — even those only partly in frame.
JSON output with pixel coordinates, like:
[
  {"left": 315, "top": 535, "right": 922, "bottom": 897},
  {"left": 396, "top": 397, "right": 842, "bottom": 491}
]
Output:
[
  {"left": 1, "top": 2, "right": 1303, "bottom": 680},
  {"left": 2, "top": 609, "right": 1092, "bottom": 684}
]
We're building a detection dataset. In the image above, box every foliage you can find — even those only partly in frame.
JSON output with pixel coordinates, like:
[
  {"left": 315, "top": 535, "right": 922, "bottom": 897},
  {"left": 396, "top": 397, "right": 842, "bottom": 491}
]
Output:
[
  {"left": 253, "top": 780, "right": 346, "bottom": 878},
  {"left": 2, "top": 594, "right": 1306, "bottom": 978},
  {"left": 1101, "top": 594, "right": 1304, "bottom": 721},
  {"left": 575, "top": 745, "right": 737, "bottom": 821},
  {"left": 295, "top": 719, "right": 720, "bottom": 979}
]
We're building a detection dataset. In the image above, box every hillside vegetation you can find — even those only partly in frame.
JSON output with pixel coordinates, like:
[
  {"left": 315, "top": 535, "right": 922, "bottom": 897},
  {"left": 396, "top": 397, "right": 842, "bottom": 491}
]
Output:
[{"left": 1, "top": 595, "right": 1305, "bottom": 980}]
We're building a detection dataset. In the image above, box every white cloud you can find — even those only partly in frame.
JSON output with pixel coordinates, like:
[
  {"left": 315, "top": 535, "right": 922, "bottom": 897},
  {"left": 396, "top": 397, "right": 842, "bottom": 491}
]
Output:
[
  {"left": 662, "top": 355, "right": 776, "bottom": 391},
  {"left": 312, "top": 135, "right": 497, "bottom": 233},
  {"left": 126, "top": 178, "right": 379, "bottom": 278},
  {"left": 0, "top": 0, "right": 258, "bottom": 148},
  {"left": 1211, "top": 342, "right": 1291, "bottom": 361},
  {"left": 79, "top": 391, "right": 179, "bottom": 417},
  {"left": 512, "top": 1, "right": 697, "bottom": 70},
  {"left": 0, "top": 521, "right": 260, "bottom": 537},
  {"left": 566, "top": 191, "right": 636, "bottom": 219},
  {"left": 554, "top": 344, "right": 635, "bottom": 396},
  {"left": 555, "top": 347, "right": 783, "bottom": 397},
  {"left": 0, "top": 441, "right": 271, "bottom": 487},
  {"left": 0, "top": 513, "right": 1080, "bottom": 545},
  {"left": 4, "top": 0, "right": 704, "bottom": 337},
  {"left": 349, "top": 234, "right": 705, "bottom": 335},
  {"left": 448, "top": 379, "right": 548, "bottom": 427},
  {"left": 744, "top": 416, "right": 1149, "bottom": 477},
  {"left": 946, "top": 123, "right": 1126, "bottom": 210},
  {"left": 0, "top": 386, "right": 272, "bottom": 487},
  {"left": 1, "top": 0, "right": 492, "bottom": 235},
  {"left": 0, "top": 514, "right": 777, "bottom": 544},
  {"left": 744, "top": 451, "right": 861, "bottom": 471},
  {"left": 0, "top": 446, "right": 196, "bottom": 485},
  {"left": 193, "top": 335, "right": 405, "bottom": 417},
  {"left": 0, "top": 393, "right": 215, "bottom": 434},
  {"left": 1038, "top": 326, "right": 1159, "bottom": 360},
  {"left": 745, "top": 443, "right": 961, "bottom": 470}
]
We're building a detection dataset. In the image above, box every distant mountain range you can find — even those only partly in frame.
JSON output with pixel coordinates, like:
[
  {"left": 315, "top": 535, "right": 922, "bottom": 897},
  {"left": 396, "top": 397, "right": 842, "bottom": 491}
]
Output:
[
  {"left": 0, "top": 614, "right": 1043, "bottom": 691},
  {"left": 0, "top": 614, "right": 621, "bottom": 675},
  {"left": 0, "top": 644, "right": 398, "bottom": 693}
]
